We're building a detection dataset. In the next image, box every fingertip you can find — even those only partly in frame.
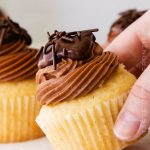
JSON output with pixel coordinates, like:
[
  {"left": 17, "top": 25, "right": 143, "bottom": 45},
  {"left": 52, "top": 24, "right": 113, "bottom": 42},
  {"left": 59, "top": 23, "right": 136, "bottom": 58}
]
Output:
[
  {"left": 113, "top": 111, "right": 140, "bottom": 142},
  {"left": 114, "top": 127, "right": 132, "bottom": 142}
]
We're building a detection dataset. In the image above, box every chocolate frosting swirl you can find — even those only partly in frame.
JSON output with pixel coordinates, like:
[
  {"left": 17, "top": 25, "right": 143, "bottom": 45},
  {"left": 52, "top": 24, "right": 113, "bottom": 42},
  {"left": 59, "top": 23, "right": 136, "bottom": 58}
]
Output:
[
  {"left": 0, "top": 17, "right": 31, "bottom": 46},
  {"left": 36, "top": 29, "right": 119, "bottom": 105},
  {"left": 0, "top": 17, "right": 38, "bottom": 82},
  {"left": 108, "top": 9, "right": 146, "bottom": 42}
]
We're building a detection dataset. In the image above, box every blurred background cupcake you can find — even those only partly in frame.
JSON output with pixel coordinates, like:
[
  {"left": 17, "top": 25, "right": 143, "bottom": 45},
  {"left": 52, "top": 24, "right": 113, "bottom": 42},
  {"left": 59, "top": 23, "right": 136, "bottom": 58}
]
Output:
[
  {"left": 0, "top": 17, "right": 44, "bottom": 143},
  {"left": 107, "top": 9, "right": 146, "bottom": 43}
]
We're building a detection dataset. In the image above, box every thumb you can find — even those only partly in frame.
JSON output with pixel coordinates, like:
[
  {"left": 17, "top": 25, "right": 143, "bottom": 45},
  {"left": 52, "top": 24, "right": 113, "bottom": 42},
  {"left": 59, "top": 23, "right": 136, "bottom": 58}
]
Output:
[{"left": 114, "top": 65, "right": 150, "bottom": 142}]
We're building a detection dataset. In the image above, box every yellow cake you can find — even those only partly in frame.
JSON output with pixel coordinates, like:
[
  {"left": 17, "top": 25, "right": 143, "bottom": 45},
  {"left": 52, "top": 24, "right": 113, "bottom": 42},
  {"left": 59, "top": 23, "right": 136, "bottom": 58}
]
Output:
[
  {"left": 36, "top": 29, "right": 136, "bottom": 150},
  {"left": 0, "top": 79, "right": 43, "bottom": 142},
  {"left": 0, "top": 17, "right": 44, "bottom": 142}
]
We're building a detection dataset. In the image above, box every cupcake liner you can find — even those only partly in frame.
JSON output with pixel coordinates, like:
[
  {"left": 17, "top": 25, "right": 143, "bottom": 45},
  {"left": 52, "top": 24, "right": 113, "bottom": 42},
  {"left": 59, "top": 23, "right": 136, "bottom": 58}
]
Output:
[
  {"left": 0, "top": 95, "right": 44, "bottom": 143},
  {"left": 36, "top": 92, "right": 129, "bottom": 150}
]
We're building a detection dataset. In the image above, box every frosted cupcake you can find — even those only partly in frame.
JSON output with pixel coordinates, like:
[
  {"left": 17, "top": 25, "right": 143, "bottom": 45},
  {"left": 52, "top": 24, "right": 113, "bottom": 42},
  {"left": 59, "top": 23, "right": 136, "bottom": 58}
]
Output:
[
  {"left": 36, "top": 29, "right": 136, "bottom": 150},
  {"left": 107, "top": 9, "right": 146, "bottom": 43},
  {"left": 0, "top": 17, "right": 43, "bottom": 142}
]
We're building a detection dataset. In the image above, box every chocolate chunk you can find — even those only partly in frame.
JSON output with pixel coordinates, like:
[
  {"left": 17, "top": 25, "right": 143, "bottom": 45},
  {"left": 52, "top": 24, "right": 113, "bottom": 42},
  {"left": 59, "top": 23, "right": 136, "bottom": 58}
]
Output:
[{"left": 37, "top": 29, "right": 99, "bottom": 70}]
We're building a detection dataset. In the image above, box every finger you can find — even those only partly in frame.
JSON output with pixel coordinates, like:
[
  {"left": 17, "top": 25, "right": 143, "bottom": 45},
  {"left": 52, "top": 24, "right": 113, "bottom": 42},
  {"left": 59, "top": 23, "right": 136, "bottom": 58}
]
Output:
[
  {"left": 105, "top": 10, "right": 150, "bottom": 69},
  {"left": 114, "top": 64, "right": 150, "bottom": 142},
  {"left": 129, "top": 50, "right": 150, "bottom": 77}
]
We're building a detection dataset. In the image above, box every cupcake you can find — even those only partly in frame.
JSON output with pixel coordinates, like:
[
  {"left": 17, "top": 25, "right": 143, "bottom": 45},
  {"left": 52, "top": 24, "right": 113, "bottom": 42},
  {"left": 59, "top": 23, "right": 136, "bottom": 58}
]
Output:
[
  {"left": 36, "top": 29, "right": 136, "bottom": 150},
  {"left": 107, "top": 9, "right": 146, "bottom": 43},
  {"left": 0, "top": 17, "right": 43, "bottom": 142}
]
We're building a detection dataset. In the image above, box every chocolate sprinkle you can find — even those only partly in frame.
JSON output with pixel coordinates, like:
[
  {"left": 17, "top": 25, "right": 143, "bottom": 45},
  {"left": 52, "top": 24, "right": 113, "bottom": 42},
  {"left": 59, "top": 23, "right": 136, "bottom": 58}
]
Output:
[
  {"left": 47, "top": 32, "right": 51, "bottom": 39},
  {"left": 61, "top": 35, "right": 75, "bottom": 43},
  {"left": 52, "top": 44, "right": 56, "bottom": 70},
  {"left": 35, "top": 46, "right": 44, "bottom": 59},
  {"left": 63, "top": 48, "right": 67, "bottom": 57}
]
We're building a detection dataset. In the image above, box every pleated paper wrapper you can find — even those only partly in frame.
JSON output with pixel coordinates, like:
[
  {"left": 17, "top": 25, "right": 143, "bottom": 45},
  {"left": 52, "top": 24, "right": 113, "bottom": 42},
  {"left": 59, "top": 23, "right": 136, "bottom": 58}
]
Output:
[
  {"left": 36, "top": 93, "right": 132, "bottom": 150},
  {"left": 0, "top": 95, "right": 44, "bottom": 143}
]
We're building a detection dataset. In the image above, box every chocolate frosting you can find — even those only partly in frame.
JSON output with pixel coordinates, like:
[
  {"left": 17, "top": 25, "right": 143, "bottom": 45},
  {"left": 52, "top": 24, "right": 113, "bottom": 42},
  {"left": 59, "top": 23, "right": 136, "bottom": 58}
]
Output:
[
  {"left": 108, "top": 9, "right": 146, "bottom": 42},
  {"left": 36, "top": 29, "right": 119, "bottom": 105},
  {"left": 0, "top": 17, "right": 38, "bottom": 82},
  {"left": 0, "top": 17, "right": 31, "bottom": 46}
]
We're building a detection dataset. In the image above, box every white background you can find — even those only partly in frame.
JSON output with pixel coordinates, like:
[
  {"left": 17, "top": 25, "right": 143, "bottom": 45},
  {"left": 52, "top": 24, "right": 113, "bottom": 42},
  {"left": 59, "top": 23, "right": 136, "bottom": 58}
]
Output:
[
  {"left": 0, "top": 0, "right": 150, "bottom": 149},
  {"left": 0, "top": 0, "right": 149, "bottom": 47}
]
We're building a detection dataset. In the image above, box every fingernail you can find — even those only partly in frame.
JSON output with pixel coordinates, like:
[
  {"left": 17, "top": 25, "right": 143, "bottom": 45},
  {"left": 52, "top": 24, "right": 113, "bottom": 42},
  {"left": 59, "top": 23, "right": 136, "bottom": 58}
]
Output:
[{"left": 114, "top": 111, "right": 140, "bottom": 141}]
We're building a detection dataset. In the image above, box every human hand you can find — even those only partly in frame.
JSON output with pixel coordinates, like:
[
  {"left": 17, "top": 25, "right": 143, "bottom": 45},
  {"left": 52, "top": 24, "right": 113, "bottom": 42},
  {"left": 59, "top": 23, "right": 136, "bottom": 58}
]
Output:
[{"left": 105, "top": 10, "right": 150, "bottom": 142}]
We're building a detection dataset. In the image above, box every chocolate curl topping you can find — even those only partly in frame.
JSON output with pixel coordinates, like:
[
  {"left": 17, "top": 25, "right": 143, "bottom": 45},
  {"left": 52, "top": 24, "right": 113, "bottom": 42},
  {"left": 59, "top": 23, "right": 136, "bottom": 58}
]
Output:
[
  {"left": 36, "top": 28, "right": 99, "bottom": 70},
  {"left": 0, "top": 17, "right": 32, "bottom": 46},
  {"left": 52, "top": 44, "right": 56, "bottom": 70}
]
